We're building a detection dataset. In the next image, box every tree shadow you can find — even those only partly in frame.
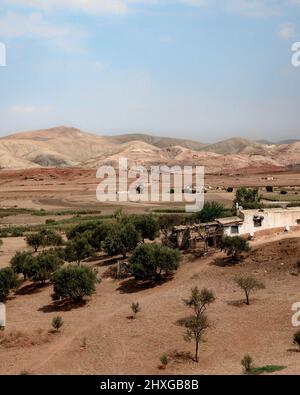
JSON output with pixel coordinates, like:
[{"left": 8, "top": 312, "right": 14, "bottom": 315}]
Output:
[
  {"left": 168, "top": 349, "right": 194, "bottom": 363},
  {"left": 117, "top": 276, "right": 174, "bottom": 294},
  {"left": 211, "top": 257, "right": 240, "bottom": 267},
  {"left": 287, "top": 348, "right": 300, "bottom": 353},
  {"left": 226, "top": 299, "right": 247, "bottom": 307},
  {"left": 38, "top": 299, "right": 87, "bottom": 313},
  {"left": 16, "top": 282, "right": 51, "bottom": 296}
]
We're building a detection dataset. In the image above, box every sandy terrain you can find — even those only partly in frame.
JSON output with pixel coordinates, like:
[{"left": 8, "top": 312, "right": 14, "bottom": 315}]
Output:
[{"left": 1, "top": 230, "right": 300, "bottom": 375}]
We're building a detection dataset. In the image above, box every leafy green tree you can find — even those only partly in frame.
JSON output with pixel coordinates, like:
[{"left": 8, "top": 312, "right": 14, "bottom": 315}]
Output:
[
  {"left": 193, "top": 201, "right": 225, "bottom": 223},
  {"left": 0, "top": 267, "right": 20, "bottom": 302},
  {"left": 51, "top": 265, "right": 97, "bottom": 303},
  {"left": 67, "top": 221, "right": 101, "bottom": 240},
  {"left": 28, "top": 250, "right": 64, "bottom": 284},
  {"left": 129, "top": 243, "right": 180, "bottom": 282},
  {"left": 90, "top": 221, "right": 115, "bottom": 251},
  {"left": 235, "top": 276, "right": 265, "bottom": 305},
  {"left": 10, "top": 251, "right": 35, "bottom": 280},
  {"left": 64, "top": 234, "right": 93, "bottom": 265},
  {"left": 40, "top": 229, "right": 63, "bottom": 247},
  {"left": 26, "top": 233, "right": 45, "bottom": 252},
  {"left": 234, "top": 187, "right": 262, "bottom": 209},
  {"left": 102, "top": 223, "right": 140, "bottom": 258},
  {"left": 128, "top": 215, "right": 159, "bottom": 242},
  {"left": 220, "top": 236, "right": 250, "bottom": 262}
]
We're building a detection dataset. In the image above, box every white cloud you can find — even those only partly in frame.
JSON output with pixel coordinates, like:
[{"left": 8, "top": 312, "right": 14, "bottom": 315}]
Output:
[
  {"left": 10, "top": 106, "right": 51, "bottom": 114},
  {"left": 225, "top": 0, "right": 281, "bottom": 17},
  {"left": 7, "top": 0, "right": 129, "bottom": 15},
  {"left": 0, "top": 12, "right": 87, "bottom": 51},
  {"left": 279, "top": 23, "right": 295, "bottom": 39},
  {"left": 179, "top": 0, "right": 212, "bottom": 6}
]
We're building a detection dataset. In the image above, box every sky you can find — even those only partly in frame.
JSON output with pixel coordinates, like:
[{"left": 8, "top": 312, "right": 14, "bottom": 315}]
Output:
[{"left": 0, "top": 0, "right": 299, "bottom": 143}]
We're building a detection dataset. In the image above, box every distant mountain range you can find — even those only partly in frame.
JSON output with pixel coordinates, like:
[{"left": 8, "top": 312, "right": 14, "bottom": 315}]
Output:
[{"left": 0, "top": 126, "right": 299, "bottom": 174}]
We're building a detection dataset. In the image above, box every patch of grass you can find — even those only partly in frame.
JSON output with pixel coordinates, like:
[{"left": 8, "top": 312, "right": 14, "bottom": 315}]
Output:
[{"left": 248, "top": 365, "right": 286, "bottom": 375}]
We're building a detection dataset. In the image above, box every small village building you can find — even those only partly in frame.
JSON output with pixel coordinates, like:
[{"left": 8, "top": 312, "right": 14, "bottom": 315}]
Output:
[{"left": 217, "top": 207, "right": 300, "bottom": 237}]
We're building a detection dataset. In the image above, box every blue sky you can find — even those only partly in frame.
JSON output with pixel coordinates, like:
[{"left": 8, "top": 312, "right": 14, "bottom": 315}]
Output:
[{"left": 0, "top": 0, "right": 299, "bottom": 142}]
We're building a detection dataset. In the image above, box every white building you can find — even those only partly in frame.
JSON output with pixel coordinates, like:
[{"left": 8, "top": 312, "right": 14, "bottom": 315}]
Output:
[{"left": 218, "top": 207, "right": 300, "bottom": 237}]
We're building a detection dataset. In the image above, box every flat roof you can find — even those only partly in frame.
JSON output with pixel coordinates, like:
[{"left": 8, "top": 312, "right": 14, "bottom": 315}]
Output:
[
  {"left": 240, "top": 207, "right": 300, "bottom": 215},
  {"left": 217, "top": 216, "right": 244, "bottom": 226}
]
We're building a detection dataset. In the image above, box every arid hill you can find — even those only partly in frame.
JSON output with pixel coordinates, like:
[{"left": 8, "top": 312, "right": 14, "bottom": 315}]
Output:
[{"left": 0, "top": 126, "right": 299, "bottom": 173}]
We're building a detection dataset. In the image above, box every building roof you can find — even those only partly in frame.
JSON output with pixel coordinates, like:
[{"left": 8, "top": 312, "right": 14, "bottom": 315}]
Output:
[
  {"left": 216, "top": 216, "right": 243, "bottom": 226},
  {"left": 240, "top": 207, "right": 300, "bottom": 215}
]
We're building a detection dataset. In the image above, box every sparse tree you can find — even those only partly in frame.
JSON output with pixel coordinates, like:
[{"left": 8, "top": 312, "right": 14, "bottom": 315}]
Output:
[
  {"left": 293, "top": 331, "right": 300, "bottom": 351},
  {"left": 221, "top": 236, "right": 250, "bottom": 262},
  {"left": 235, "top": 276, "right": 265, "bottom": 305},
  {"left": 183, "top": 287, "right": 215, "bottom": 317},
  {"left": 52, "top": 316, "right": 64, "bottom": 332},
  {"left": 241, "top": 354, "right": 254, "bottom": 374},
  {"left": 131, "top": 302, "right": 141, "bottom": 318},
  {"left": 184, "top": 313, "right": 209, "bottom": 363}
]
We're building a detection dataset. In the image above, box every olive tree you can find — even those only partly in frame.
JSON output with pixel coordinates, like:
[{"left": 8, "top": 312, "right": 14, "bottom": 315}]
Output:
[
  {"left": 0, "top": 267, "right": 20, "bottom": 302},
  {"left": 235, "top": 276, "right": 265, "bottom": 305},
  {"left": 129, "top": 243, "right": 180, "bottom": 282},
  {"left": 10, "top": 251, "right": 35, "bottom": 280},
  {"left": 102, "top": 223, "right": 140, "bottom": 258},
  {"left": 51, "top": 265, "right": 97, "bottom": 303},
  {"left": 221, "top": 236, "right": 250, "bottom": 262}
]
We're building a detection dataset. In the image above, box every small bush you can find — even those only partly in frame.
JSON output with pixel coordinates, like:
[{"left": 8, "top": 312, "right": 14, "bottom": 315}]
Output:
[
  {"left": 241, "top": 354, "right": 253, "bottom": 373},
  {"left": 227, "top": 187, "right": 233, "bottom": 193},
  {"left": 266, "top": 186, "right": 273, "bottom": 193},
  {"left": 52, "top": 316, "right": 64, "bottom": 332},
  {"left": 131, "top": 302, "right": 141, "bottom": 318},
  {"left": 160, "top": 354, "right": 169, "bottom": 369}
]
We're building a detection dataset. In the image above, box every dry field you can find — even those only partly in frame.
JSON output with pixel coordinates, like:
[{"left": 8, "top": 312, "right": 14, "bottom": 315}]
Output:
[{"left": 0, "top": 168, "right": 300, "bottom": 375}]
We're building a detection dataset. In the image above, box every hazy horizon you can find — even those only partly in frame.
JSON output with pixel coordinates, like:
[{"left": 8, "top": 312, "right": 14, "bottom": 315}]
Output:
[{"left": 0, "top": 0, "right": 300, "bottom": 142}]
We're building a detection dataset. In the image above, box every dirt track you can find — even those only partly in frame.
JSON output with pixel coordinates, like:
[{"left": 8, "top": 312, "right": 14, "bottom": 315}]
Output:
[{"left": 1, "top": 231, "right": 300, "bottom": 375}]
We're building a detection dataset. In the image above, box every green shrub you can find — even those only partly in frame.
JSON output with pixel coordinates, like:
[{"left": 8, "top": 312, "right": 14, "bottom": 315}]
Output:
[
  {"left": 129, "top": 243, "right": 180, "bottom": 282},
  {"left": 221, "top": 236, "right": 250, "bottom": 262},
  {"left": 52, "top": 316, "right": 64, "bottom": 332},
  {"left": 193, "top": 202, "right": 225, "bottom": 223},
  {"left": 241, "top": 354, "right": 253, "bottom": 373},
  {"left": 10, "top": 251, "right": 35, "bottom": 280},
  {"left": 51, "top": 266, "right": 97, "bottom": 303},
  {"left": 0, "top": 267, "right": 20, "bottom": 302}
]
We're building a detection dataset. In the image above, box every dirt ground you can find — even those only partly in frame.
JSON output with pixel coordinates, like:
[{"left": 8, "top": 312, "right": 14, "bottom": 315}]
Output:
[
  {"left": 0, "top": 168, "right": 299, "bottom": 213},
  {"left": 0, "top": 230, "right": 300, "bottom": 375},
  {"left": 1, "top": 167, "right": 300, "bottom": 375}
]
